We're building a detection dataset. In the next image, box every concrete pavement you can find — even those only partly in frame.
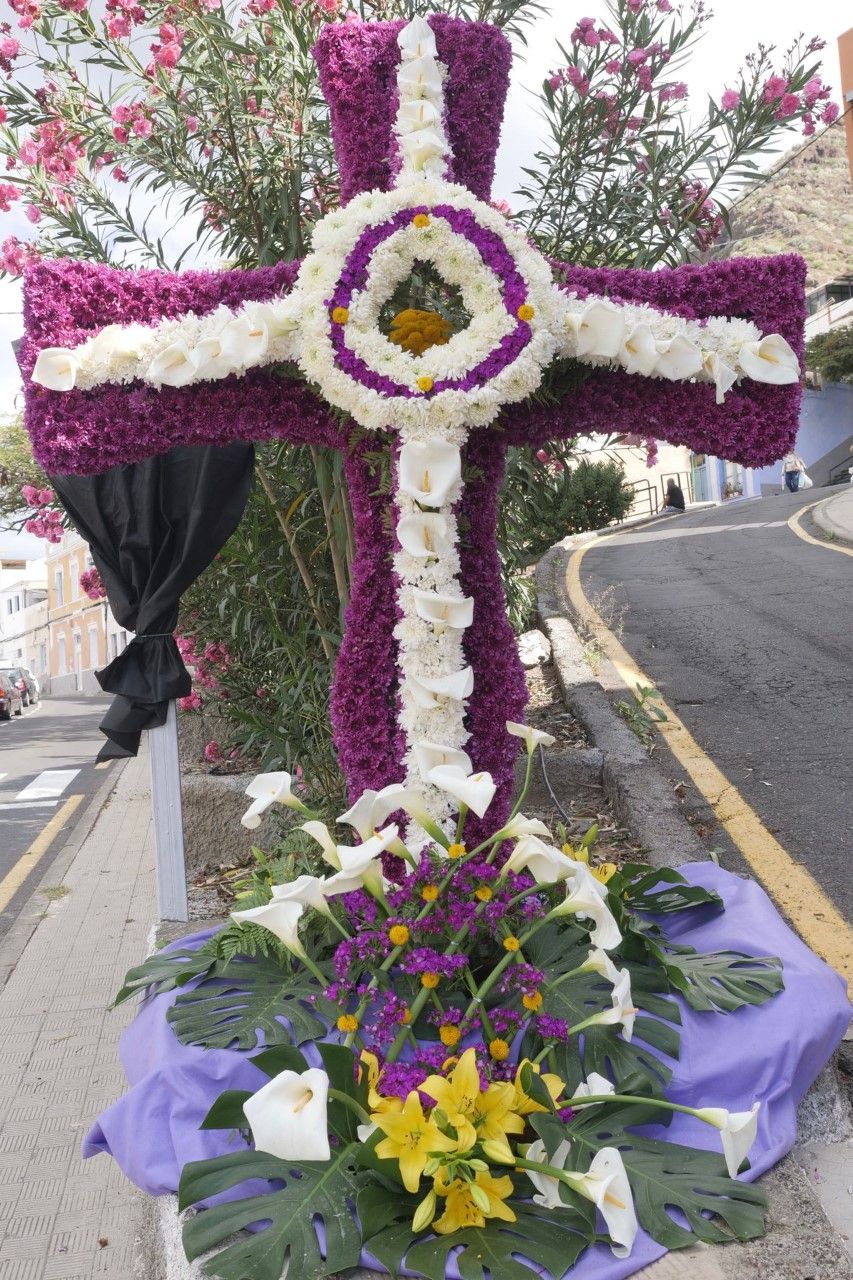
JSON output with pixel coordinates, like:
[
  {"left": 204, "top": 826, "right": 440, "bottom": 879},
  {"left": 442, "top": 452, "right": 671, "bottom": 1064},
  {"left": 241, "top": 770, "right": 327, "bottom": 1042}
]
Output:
[{"left": 814, "top": 485, "right": 853, "bottom": 543}]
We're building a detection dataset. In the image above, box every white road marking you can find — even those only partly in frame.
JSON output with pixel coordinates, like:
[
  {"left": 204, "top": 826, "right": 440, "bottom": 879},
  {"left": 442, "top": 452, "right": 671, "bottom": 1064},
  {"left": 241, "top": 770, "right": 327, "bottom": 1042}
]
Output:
[
  {"left": 15, "top": 770, "right": 80, "bottom": 801},
  {"left": 0, "top": 799, "right": 60, "bottom": 812}
]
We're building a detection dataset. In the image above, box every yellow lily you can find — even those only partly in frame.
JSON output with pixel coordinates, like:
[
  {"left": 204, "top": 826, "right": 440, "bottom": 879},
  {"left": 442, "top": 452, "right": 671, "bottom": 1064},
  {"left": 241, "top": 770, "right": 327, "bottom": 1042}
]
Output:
[
  {"left": 512, "top": 1060, "right": 567, "bottom": 1116},
  {"left": 359, "top": 1051, "right": 402, "bottom": 1118},
  {"left": 420, "top": 1047, "right": 482, "bottom": 1119},
  {"left": 374, "top": 1091, "right": 458, "bottom": 1193},
  {"left": 432, "top": 1167, "right": 516, "bottom": 1234},
  {"left": 470, "top": 1081, "right": 525, "bottom": 1142}
]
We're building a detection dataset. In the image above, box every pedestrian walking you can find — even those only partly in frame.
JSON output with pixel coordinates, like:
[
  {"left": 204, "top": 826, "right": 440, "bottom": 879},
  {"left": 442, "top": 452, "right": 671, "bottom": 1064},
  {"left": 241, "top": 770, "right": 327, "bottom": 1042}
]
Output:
[{"left": 781, "top": 451, "right": 806, "bottom": 493}]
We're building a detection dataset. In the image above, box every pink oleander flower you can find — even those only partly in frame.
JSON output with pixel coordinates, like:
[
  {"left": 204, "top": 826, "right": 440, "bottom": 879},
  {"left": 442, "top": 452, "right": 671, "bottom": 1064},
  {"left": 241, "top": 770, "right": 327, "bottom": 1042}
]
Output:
[
  {"left": 657, "top": 0, "right": 673, "bottom": 9},
  {"left": 152, "top": 41, "right": 181, "bottom": 69},
  {"left": 58, "top": 0, "right": 87, "bottom": 11},
  {"left": 80, "top": 567, "right": 107, "bottom": 599},
  {"left": 660, "top": 81, "right": 688, "bottom": 103},
  {"left": 21, "top": 484, "right": 38, "bottom": 504},
  {"left": 25, "top": 204, "right": 41, "bottom": 223},
  {"left": 535, "top": 449, "right": 551, "bottom": 464},
  {"left": 491, "top": 198, "right": 513, "bottom": 217},
  {"left": 106, "top": 15, "right": 131, "bottom": 38},
  {"left": 720, "top": 89, "right": 740, "bottom": 111},
  {"left": 203, "top": 740, "right": 223, "bottom": 763},
  {"left": 547, "top": 73, "right": 562, "bottom": 91},
  {"left": 637, "top": 65, "right": 654, "bottom": 92},
  {"left": 0, "top": 183, "right": 19, "bottom": 212},
  {"left": 179, "top": 692, "right": 203, "bottom": 712},
  {"left": 822, "top": 102, "right": 840, "bottom": 124},
  {"left": 112, "top": 125, "right": 129, "bottom": 144},
  {"left": 802, "top": 112, "right": 815, "bottom": 136},
  {"left": 255, "top": 686, "right": 268, "bottom": 699},
  {"left": 566, "top": 66, "right": 590, "bottom": 97},
  {"left": 186, "top": 115, "right": 198, "bottom": 134},
  {"left": 37, "top": 487, "right": 54, "bottom": 504},
  {"left": 605, "top": 58, "right": 622, "bottom": 75},
  {"left": 0, "top": 37, "right": 20, "bottom": 60},
  {"left": 111, "top": 165, "right": 128, "bottom": 182},
  {"left": 598, "top": 27, "right": 618, "bottom": 43},
  {"left": 627, "top": 0, "right": 646, "bottom": 11},
  {"left": 18, "top": 139, "right": 38, "bottom": 165},
  {"left": 571, "top": 17, "right": 599, "bottom": 46},
  {"left": 132, "top": 115, "right": 153, "bottom": 138},
  {"left": 111, "top": 104, "right": 133, "bottom": 124},
  {"left": 762, "top": 75, "right": 788, "bottom": 103},
  {"left": 627, "top": 47, "right": 649, "bottom": 66},
  {"left": 775, "top": 92, "right": 800, "bottom": 118},
  {"left": 0, "top": 107, "right": 6, "bottom": 123}
]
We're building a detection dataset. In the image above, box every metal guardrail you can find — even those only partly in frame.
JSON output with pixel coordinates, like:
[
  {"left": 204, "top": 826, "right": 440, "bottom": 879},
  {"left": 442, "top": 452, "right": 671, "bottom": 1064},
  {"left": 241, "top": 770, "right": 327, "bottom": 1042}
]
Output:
[
  {"left": 625, "top": 478, "right": 659, "bottom": 519},
  {"left": 828, "top": 456, "right": 853, "bottom": 486}
]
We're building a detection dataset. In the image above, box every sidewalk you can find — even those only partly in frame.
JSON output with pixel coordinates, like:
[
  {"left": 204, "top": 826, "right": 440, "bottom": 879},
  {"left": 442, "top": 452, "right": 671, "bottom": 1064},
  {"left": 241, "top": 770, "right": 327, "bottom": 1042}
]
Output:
[
  {"left": 0, "top": 751, "right": 154, "bottom": 1279},
  {"left": 814, "top": 485, "right": 853, "bottom": 543}
]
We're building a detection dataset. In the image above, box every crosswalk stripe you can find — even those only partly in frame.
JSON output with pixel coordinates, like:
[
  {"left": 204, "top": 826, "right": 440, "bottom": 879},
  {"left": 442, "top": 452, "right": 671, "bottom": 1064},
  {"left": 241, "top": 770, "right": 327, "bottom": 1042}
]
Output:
[
  {"left": 15, "top": 770, "right": 81, "bottom": 802},
  {"left": 0, "top": 799, "right": 60, "bottom": 812}
]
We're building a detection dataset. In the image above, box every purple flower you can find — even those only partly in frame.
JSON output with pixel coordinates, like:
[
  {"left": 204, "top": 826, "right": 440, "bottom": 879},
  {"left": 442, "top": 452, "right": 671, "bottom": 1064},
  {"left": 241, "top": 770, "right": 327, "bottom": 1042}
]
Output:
[{"left": 536, "top": 1014, "right": 570, "bottom": 1042}]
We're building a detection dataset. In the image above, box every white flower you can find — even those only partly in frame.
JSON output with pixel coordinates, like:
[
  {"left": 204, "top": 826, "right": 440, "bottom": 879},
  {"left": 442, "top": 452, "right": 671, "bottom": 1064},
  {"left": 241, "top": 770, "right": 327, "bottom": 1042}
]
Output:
[
  {"left": 524, "top": 1138, "right": 573, "bottom": 1209},
  {"left": 397, "top": 14, "right": 437, "bottom": 59},
  {"left": 576, "top": 301, "right": 626, "bottom": 359},
  {"left": 396, "top": 99, "right": 442, "bottom": 132},
  {"left": 244, "top": 299, "right": 300, "bottom": 341},
  {"left": 399, "top": 128, "right": 447, "bottom": 170},
  {"left": 552, "top": 874, "right": 623, "bottom": 951},
  {"left": 88, "top": 322, "right": 152, "bottom": 363},
  {"left": 621, "top": 324, "right": 659, "bottom": 376},
  {"left": 497, "top": 813, "right": 551, "bottom": 841},
  {"left": 503, "top": 835, "right": 578, "bottom": 885},
  {"left": 241, "top": 771, "right": 302, "bottom": 829},
  {"left": 270, "top": 874, "right": 332, "bottom": 917},
  {"left": 655, "top": 335, "right": 703, "bottom": 381},
  {"left": 219, "top": 313, "right": 270, "bottom": 368},
  {"left": 398, "top": 441, "right": 462, "bottom": 507},
  {"left": 231, "top": 898, "right": 306, "bottom": 958},
  {"left": 191, "top": 337, "right": 233, "bottom": 382},
  {"left": 406, "top": 666, "right": 474, "bottom": 708},
  {"left": 589, "top": 969, "right": 637, "bottom": 1041},
  {"left": 397, "top": 513, "right": 455, "bottom": 558},
  {"left": 148, "top": 340, "right": 197, "bottom": 387},
  {"left": 524, "top": 1140, "right": 638, "bottom": 1256},
  {"left": 413, "top": 741, "right": 472, "bottom": 779},
  {"left": 303, "top": 824, "right": 398, "bottom": 897},
  {"left": 581, "top": 947, "right": 622, "bottom": 985},
  {"left": 412, "top": 589, "right": 474, "bottom": 629},
  {"left": 695, "top": 1102, "right": 760, "bottom": 1178},
  {"left": 301, "top": 820, "right": 338, "bottom": 864},
  {"left": 338, "top": 783, "right": 410, "bottom": 841},
  {"left": 506, "top": 720, "right": 556, "bottom": 754},
  {"left": 426, "top": 764, "right": 496, "bottom": 818},
  {"left": 704, "top": 351, "right": 738, "bottom": 404},
  {"left": 243, "top": 1067, "right": 331, "bottom": 1162},
  {"left": 397, "top": 54, "right": 444, "bottom": 101},
  {"left": 32, "top": 347, "right": 80, "bottom": 391},
  {"left": 738, "top": 334, "right": 799, "bottom": 385},
  {"left": 571, "top": 1072, "right": 616, "bottom": 1109}
]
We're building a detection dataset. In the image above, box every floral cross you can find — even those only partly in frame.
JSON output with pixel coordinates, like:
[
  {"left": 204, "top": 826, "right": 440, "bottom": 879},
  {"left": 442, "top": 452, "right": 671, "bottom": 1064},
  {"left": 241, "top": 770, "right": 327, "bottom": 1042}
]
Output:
[{"left": 20, "top": 12, "right": 805, "bottom": 837}]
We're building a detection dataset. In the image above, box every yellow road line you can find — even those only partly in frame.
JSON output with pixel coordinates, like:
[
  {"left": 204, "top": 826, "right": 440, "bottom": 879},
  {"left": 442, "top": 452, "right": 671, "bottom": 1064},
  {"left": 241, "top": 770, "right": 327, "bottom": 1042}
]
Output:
[
  {"left": 0, "top": 794, "right": 83, "bottom": 913},
  {"left": 567, "top": 542, "right": 853, "bottom": 993},
  {"left": 788, "top": 500, "right": 853, "bottom": 558}
]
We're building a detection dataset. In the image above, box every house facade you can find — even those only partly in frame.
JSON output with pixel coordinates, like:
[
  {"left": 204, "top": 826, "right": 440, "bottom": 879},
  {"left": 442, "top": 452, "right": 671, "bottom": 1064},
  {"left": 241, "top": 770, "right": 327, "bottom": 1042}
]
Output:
[{"left": 45, "top": 531, "right": 131, "bottom": 695}]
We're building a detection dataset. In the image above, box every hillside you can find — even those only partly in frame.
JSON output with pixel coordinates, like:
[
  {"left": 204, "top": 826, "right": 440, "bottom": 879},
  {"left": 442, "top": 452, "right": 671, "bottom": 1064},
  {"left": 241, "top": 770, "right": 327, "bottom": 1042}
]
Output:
[{"left": 714, "top": 122, "right": 852, "bottom": 290}]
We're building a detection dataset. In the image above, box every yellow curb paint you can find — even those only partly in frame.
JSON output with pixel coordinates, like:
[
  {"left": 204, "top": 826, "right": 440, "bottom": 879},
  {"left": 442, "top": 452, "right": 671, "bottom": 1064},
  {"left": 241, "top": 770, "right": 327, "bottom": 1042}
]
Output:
[
  {"left": 566, "top": 542, "right": 853, "bottom": 995},
  {"left": 0, "top": 794, "right": 83, "bottom": 914},
  {"left": 95, "top": 760, "right": 112, "bottom": 770},
  {"left": 788, "top": 500, "right": 853, "bottom": 558}
]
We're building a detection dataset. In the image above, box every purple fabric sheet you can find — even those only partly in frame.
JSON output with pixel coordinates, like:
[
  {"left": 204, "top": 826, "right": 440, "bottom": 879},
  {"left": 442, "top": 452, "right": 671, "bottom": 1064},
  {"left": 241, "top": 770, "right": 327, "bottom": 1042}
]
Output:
[{"left": 84, "top": 863, "right": 850, "bottom": 1280}]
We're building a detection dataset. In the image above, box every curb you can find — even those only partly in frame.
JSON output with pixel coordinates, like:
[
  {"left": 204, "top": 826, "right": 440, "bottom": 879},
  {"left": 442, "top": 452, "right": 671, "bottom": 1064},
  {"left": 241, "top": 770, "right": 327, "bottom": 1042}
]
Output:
[
  {"left": 813, "top": 490, "right": 853, "bottom": 546},
  {"left": 535, "top": 542, "right": 708, "bottom": 869},
  {"left": 0, "top": 756, "right": 129, "bottom": 992}
]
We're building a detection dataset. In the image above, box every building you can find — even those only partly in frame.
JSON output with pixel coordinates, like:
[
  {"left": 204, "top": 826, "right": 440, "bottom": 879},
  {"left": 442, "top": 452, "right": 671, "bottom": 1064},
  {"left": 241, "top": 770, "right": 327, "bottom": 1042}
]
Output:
[
  {"left": 0, "top": 557, "right": 49, "bottom": 678},
  {"left": 840, "top": 28, "right": 853, "bottom": 183},
  {"left": 45, "top": 531, "right": 131, "bottom": 695}
]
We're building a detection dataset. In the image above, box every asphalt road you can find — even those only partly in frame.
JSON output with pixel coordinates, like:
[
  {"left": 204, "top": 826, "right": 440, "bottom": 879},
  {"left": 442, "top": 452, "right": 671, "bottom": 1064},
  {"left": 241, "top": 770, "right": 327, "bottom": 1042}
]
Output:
[
  {"left": 0, "top": 693, "right": 115, "bottom": 937},
  {"left": 579, "top": 487, "right": 853, "bottom": 921}
]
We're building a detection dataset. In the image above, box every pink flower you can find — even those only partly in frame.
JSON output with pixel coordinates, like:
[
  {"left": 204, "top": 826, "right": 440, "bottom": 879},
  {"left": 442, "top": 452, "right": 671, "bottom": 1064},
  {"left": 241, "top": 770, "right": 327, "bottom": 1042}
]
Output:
[
  {"left": 0, "top": 107, "right": 6, "bottom": 124},
  {"left": 571, "top": 17, "right": 599, "bottom": 46},
  {"left": 566, "top": 66, "right": 590, "bottom": 97},
  {"left": 185, "top": 115, "right": 198, "bottom": 135},
  {"left": 802, "top": 77, "right": 823, "bottom": 107},
  {"left": 179, "top": 692, "right": 203, "bottom": 712},
  {"left": 776, "top": 92, "right": 800, "bottom": 118},
  {"left": 762, "top": 75, "right": 788, "bottom": 103},
  {"left": 111, "top": 104, "right": 133, "bottom": 124},
  {"left": 627, "top": 47, "right": 649, "bottom": 66},
  {"left": 25, "top": 203, "right": 41, "bottom": 223},
  {"left": 0, "top": 183, "right": 19, "bottom": 212},
  {"left": 158, "top": 22, "right": 181, "bottom": 43},
  {"left": 657, "top": 0, "right": 673, "bottom": 10},
  {"left": 547, "top": 73, "right": 563, "bottom": 91},
  {"left": 21, "top": 484, "right": 38, "bottom": 505},
  {"left": 112, "top": 125, "right": 129, "bottom": 144},
  {"left": 203, "top": 740, "right": 222, "bottom": 763},
  {"left": 0, "top": 38, "right": 20, "bottom": 60},
  {"left": 18, "top": 139, "right": 38, "bottom": 165},
  {"left": 660, "top": 81, "right": 688, "bottom": 103},
  {"left": 720, "top": 89, "right": 740, "bottom": 111},
  {"left": 627, "top": 0, "right": 646, "bottom": 12},
  {"left": 111, "top": 165, "right": 128, "bottom": 182},
  {"left": 637, "top": 65, "right": 654, "bottom": 92},
  {"left": 46, "top": 508, "right": 62, "bottom": 523},
  {"left": 535, "top": 449, "right": 551, "bottom": 464},
  {"left": 802, "top": 115, "right": 815, "bottom": 136},
  {"left": 106, "top": 15, "right": 131, "bottom": 37},
  {"left": 605, "top": 58, "right": 622, "bottom": 75},
  {"left": 37, "top": 487, "right": 54, "bottom": 505},
  {"left": 822, "top": 102, "right": 840, "bottom": 124},
  {"left": 152, "top": 41, "right": 181, "bottom": 69},
  {"left": 131, "top": 115, "right": 153, "bottom": 138}
]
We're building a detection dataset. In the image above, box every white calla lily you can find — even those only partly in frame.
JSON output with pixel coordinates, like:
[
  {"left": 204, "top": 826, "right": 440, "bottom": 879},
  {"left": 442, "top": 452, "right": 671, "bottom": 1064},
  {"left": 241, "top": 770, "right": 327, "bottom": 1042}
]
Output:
[
  {"left": 427, "top": 764, "right": 496, "bottom": 818},
  {"left": 338, "top": 783, "right": 410, "bottom": 841},
  {"left": 503, "top": 835, "right": 578, "bottom": 885},
  {"left": 231, "top": 898, "right": 306, "bottom": 958},
  {"left": 552, "top": 875, "right": 622, "bottom": 950},
  {"left": 576, "top": 300, "right": 626, "bottom": 359},
  {"left": 241, "top": 771, "right": 302, "bottom": 830},
  {"left": 399, "top": 128, "right": 447, "bottom": 170},
  {"left": 397, "top": 513, "right": 455, "bottom": 558},
  {"left": 738, "top": 334, "right": 799, "bottom": 385},
  {"left": 398, "top": 14, "right": 437, "bottom": 58},
  {"left": 398, "top": 441, "right": 462, "bottom": 507},
  {"left": 620, "top": 323, "right": 659, "bottom": 376},
  {"left": 191, "top": 336, "right": 234, "bottom": 382},
  {"left": 270, "top": 874, "right": 332, "bottom": 917},
  {"left": 496, "top": 812, "right": 551, "bottom": 841},
  {"left": 243, "top": 1067, "right": 331, "bottom": 1162},
  {"left": 412, "top": 589, "right": 474, "bottom": 629},
  {"left": 581, "top": 947, "right": 622, "bottom": 985},
  {"left": 88, "top": 322, "right": 151, "bottom": 363},
  {"left": 396, "top": 99, "right": 442, "bottom": 133},
  {"left": 218, "top": 313, "right": 270, "bottom": 368},
  {"left": 301, "top": 820, "right": 340, "bottom": 866},
  {"left": 406, "top": 666, "right": 474, "bottom": 708},
  {"left": 148, "top": 340, "right": 197, "bottom": 387},
  {"left": 571, "top": 1072, "right": 616, "bottom": 1109},
  {"left": 524, "top": 1140, "right": 637, "bottom": 1256},
  {"left": 704, "top": 350, "right": 738, "bottom": 404},
  {"left": 243, "top": 299, "right": 299, "bottom": 341},
  {"left": 524, "top": 1138, "right": 572, "bottom": 1209},
  {"left": 32, "top": 347, "right": 80, "bottom": 391},
  {"left": 588, "top": 968, "right": 637, "bottom": 1040},
  {"left": 655, "top": 334, "right": 703, "bottom": 381},
  {"left": 303, "top": 824, "right": 398, "bottom": 897},
  {"left": 506, "top": 720, "right": 556, "bottom": 753},
  {"left": 695, "top": 1102, "right": 760, "bottom": 1178},
  {"left": 413, "top": 741, "right": 472, "bottom": 780},
  {"left": 397, "top": 54, "right": 444, "bottom": 100}
]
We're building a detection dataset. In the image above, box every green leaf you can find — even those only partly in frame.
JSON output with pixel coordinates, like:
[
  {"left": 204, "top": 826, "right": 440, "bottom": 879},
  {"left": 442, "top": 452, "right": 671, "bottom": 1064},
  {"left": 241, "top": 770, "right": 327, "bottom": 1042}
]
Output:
[
  {"left": 167, "top": 955, "right": 326, "bottom": 1050},
  {"left": 250, "top": 1045, "right": 310, "bottom": 1079},
  {"left": 621, "top": 866, "right": 724, "bottom": 916},
  {"left": 567, "top": 1107, "right": 767, "bottom": 1249},
  {"left": 661, "top": 949, "right": 784, "bottom": 1013},
  {"left": 366, "top": 1206, "right": 592, "bottom": 1280},
  {"left": 113, "top": 947, "right": 217, "bottom": 1006},
  {"left": 180, "top": 1145, "right": 365, "bottom": 1280},
  {"left": 200, "top": 1091, "right": 252, "bottom": 1133}
]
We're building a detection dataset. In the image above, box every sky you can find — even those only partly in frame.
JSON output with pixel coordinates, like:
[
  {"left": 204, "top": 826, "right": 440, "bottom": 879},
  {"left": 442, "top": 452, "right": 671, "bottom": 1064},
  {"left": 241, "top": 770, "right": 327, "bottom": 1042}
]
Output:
[{"left": 0, "top": 0, "right": 848, "bottom": 552}]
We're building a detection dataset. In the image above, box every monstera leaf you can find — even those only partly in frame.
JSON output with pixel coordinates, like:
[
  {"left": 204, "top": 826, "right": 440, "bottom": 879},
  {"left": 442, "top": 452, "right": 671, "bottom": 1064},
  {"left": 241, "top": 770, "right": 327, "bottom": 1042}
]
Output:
[
  {"left": 554, "top": 1106, "right": 768, "bottom": 1249},
  {"left": 658, "top": 948, "right": 784, "bottom": 1013},
  {"left": 167, "top": 954, "right": 326, "bottom": 1049},
  {"left": 113, "top": 946, "right": 219, "bottom": 1006},
  {"left": 365, "top": 1206, "right": 593, "bottom": 1280},
  {"left": 620, "top": 865, "right": 724, "bottom": 915},
  {"left": 180, "top": 1145, "right": 366, "bottom": 1280}
]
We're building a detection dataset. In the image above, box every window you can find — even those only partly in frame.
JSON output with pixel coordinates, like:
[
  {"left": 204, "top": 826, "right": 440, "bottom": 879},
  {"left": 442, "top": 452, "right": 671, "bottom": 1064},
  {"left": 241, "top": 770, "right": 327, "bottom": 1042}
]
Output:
[
  {"left": 109, "top": 632, "right": 118, "bottom": 660},
  {"left": 54, "top": 569, "right": 64, "bottom": 607},
  {"left": 70, "top": 562, "right": 79, "bottom": 601},
  {"left": 39, "top": 643, "right": 47, "bottom": 672},
  {"left": 88, "top": 624, "right": 98, "bottom": 667},
  {"left": 5, "top": 599, "right": 10, "bottom": 615},
  {"left": 58, "top": 634, "right": 67, "bottom": 675}
]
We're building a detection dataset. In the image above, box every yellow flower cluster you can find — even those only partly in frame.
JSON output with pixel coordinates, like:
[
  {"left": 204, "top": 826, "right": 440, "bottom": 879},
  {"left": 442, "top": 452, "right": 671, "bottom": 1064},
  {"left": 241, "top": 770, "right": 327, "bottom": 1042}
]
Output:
[
  {"left": 389, "top": 308, "right": 453, "bottom": 358},
  {"left": 364, "top": 1048, "right": 568, "bottom": 1235}
]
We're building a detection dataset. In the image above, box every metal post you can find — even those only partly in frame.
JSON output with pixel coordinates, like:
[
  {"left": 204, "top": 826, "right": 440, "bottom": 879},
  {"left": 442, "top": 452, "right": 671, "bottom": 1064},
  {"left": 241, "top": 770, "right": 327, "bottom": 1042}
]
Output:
[{"left": 148, "top": 699, "right": 188, "bottom": 921}]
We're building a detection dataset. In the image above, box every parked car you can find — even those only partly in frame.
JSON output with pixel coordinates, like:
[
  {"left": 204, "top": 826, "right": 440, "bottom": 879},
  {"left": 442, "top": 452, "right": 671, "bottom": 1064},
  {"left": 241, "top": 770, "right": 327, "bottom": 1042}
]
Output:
[
  {"left": 0, "top": 665, "right": 39, "bottom": 707},
  {"left": 0, "top": 672, "right": 23, "bottom": 720}
]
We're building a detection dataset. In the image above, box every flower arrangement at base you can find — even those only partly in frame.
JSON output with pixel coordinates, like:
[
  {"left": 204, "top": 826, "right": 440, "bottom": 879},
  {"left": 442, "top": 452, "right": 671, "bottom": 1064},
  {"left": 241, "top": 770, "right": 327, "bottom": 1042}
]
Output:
[{"left": 118, "top": 727, "right": 785, "bottom": 1280}]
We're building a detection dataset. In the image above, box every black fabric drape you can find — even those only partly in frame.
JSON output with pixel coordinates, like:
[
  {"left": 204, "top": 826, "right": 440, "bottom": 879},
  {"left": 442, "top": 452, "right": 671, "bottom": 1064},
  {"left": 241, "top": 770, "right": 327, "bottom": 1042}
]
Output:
[{"left": 51, "top": 443, "right": 254, "bottom": 760}]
